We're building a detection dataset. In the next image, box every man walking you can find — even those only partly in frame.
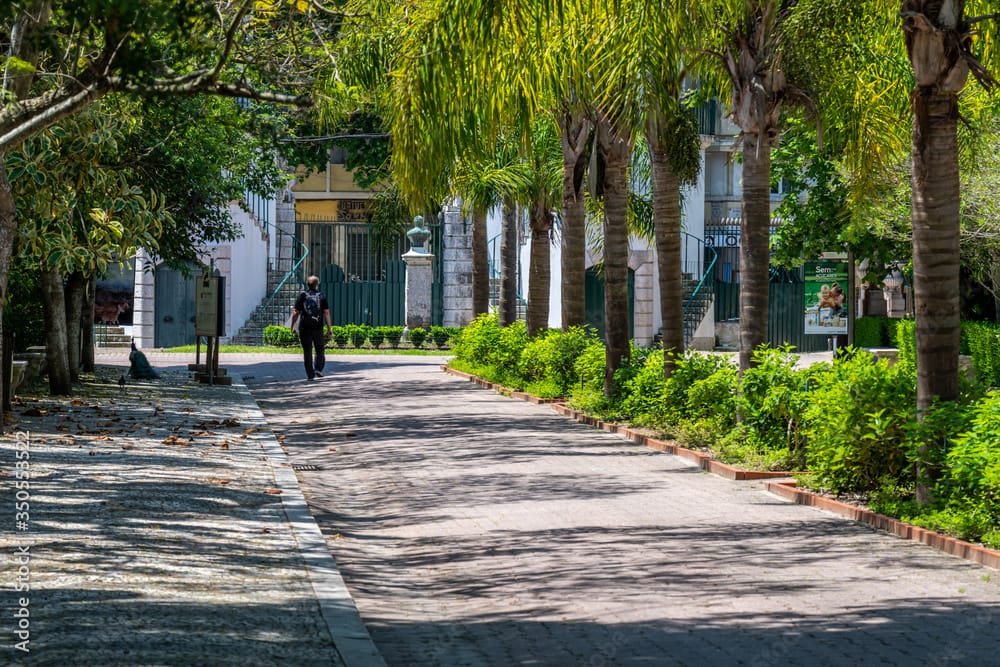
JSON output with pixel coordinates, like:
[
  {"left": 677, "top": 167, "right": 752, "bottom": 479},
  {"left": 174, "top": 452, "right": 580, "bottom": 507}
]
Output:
[{"left": 291, "top": 275, "right": 332, "bottom": 380}]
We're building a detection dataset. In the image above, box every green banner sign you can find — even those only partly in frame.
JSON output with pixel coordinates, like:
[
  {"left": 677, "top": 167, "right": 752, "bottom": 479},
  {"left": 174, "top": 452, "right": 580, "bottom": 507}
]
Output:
[{"left": 804, "top": 260, "right": 848, "bottom": 334}]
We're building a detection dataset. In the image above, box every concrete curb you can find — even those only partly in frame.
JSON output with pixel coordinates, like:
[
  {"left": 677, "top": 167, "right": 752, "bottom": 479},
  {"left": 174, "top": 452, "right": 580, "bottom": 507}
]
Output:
[{"left": 230, "top": 376, "right": 387, "bottom": 667}]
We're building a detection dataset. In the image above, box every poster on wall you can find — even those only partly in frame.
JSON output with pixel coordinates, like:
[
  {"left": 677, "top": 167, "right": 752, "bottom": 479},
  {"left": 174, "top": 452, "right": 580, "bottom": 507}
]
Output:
[
  {"left": 94, "top": 263, "right": 135, "bottom": 326},
  {"left": 804, "top": 258, "right": 848, "bottom": 334}
]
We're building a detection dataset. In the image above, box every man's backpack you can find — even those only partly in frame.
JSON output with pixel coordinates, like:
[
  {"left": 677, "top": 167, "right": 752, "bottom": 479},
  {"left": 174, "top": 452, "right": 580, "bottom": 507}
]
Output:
[{"left": 302, "top": 291, "right": 324, "bottom": 326}]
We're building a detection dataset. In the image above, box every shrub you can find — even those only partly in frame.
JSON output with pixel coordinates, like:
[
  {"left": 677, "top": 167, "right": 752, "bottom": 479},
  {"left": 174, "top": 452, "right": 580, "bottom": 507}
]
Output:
[
  {"left": 962, "top": 321, "right": 1000, "bottom": 387},
  {"left": 407, "top": 326, "right": 428, "bottom": 348},
  {"left": 263, "top": 325, "right": 297, "bottom": 347},
  {"left": 854, "top": 316, "right": 891, "bottom": 348},
  {"left": 895, "top": 318, "right": 916, "bottom": 368},
  {"left": 368, "top": 327, "right": 386, "bottom": 348},
  {"left": 430, "top": 326, "right": 452, "bottom": 349},
  {"left": 490, "top": 321, "right": 528, "bottom": 383},
  {"left": 518, "top": 326, "right": 597, "bottom": 396},
  {"left": 739, "top": 345, "right": 820, "bottom": 453},
  {"left": 617, "top": 353, "right": 669, "bottom": 427},
  {"left": 344, "top": 323, "right": 369, "bottom": 348},
  {"left": 801, "top": 350, "right": 916, "bottom": 493},
  {"left": 383, "top": 325, "right": 404, "bottom": 348},
  {"left": 329, "top": 325, "right": 349, "bottom": 347},
  {"left": 939, "top": 391, "right": 1000, "bottom": 516},
  {"left": 452, "top": 313, "right": 501, "bottom": 366}
]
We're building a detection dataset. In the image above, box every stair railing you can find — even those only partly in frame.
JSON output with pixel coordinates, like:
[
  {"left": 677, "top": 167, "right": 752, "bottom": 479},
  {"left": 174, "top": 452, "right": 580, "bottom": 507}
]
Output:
[
  {"left": 255, "top": 224, "right": 309, "bottom": 340},
  {"left": 681, "top": 232, "right": 718, "bottom": 345}
]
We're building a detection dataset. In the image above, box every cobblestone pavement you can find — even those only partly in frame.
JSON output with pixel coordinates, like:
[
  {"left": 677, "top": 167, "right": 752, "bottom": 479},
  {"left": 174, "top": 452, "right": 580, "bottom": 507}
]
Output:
[
  {"left": 0, "top": 353, "right": 378, "bottom": 667},
  {"left": 235, "top": 352, "right": 1000, "bottom": 667}
]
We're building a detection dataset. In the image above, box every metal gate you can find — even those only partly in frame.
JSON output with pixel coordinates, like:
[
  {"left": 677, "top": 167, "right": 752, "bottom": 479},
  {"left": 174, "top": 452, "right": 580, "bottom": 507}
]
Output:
[
  {"left": 585, "top": 267, "right": 635, "bottom": 342},
  {"left": 154, "top": 264, "right": 198, "bottom": 348},
  {"left": 294, "top": 218, "right": 443, "bottom": 326}
]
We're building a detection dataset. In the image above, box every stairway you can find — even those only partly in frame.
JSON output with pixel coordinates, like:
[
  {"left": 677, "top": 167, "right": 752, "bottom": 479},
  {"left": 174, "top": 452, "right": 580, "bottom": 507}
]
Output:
[
  {"left": 681, "top": 275, "right": 714, "bottom": 347},
  {"left": 94, "top": 325, "right": 132, "bottom": 349},
  {"left": 488, "top": 275, "right": 527, "bottom": 321},
  {"left": 230, "top": 269, "right": 303, "bottom": 345}
]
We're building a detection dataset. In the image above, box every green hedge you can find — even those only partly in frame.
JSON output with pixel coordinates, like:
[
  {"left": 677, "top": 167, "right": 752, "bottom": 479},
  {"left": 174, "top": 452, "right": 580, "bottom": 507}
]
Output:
[{"left": 263, "top": 325, "right": 297, "bottom": 347}]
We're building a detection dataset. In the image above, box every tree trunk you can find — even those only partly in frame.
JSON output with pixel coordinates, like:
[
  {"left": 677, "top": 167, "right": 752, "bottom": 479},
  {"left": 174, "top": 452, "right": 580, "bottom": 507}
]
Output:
[
  {"left": 64, "top": 270, "right": 86, "bottom": 382},
  {"left": 597, "top": 115, "right": 633, "bottom": 397},
  {"left": 526, "top": 200, "right": 552, "bottom": 337},
  {"left": 911, "top": 89, "right": 961, "bottom": 503},
  {"left": 559, "top": 112, "right": 591, "bottom": 330},
  {"left": 471, "top": 208, "right": 490, "bottom": 317},
  {"left": 738, "top": 133, "right": 772, "bottom": 372},
  {"left": 81, "top": 273, "right": 96, "bottom": 372},
  {"left": 40, "top": 266, "right": 72, "bottom": 395},
  {"left": 0, "top": 161, "right": 15, "bottom": 424},
  {"left": 499, "top": 198, "right": 519, "bottom": 327},
  {"left": 650, "top": 140, "right": 684, "bottom": 377},
  {"left": 902, "top": 1, "right": 970, "bottom": 504}
]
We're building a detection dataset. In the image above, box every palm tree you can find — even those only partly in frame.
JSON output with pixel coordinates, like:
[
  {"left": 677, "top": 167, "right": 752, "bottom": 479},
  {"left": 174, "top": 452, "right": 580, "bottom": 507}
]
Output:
[
  {"left": 596, "top": 110, "right": 635, "bottom": 395},
  {"left": 697, "top": 0, "right": 801, "bottom": 373},
  {"left": 558, "top": 108, "right": 593, "bottom": 329},
  {"left": 901, "top": 1, "right": 998, "bottom": 501}
]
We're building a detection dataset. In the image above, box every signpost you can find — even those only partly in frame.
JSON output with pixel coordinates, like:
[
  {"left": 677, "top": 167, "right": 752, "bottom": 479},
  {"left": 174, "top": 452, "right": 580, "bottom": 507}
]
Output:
[{"left": 193, "top": 273, "right": 229, "bottom": 385}]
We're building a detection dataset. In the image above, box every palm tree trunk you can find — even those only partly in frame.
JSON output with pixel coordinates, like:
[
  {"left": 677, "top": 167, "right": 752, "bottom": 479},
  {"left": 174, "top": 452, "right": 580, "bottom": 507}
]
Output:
[
  {"left": 41, "top": 265, "right": 72, "bottom": 395},
  {"left": 526, "top": 200, "right": 552, "bottom": 337},
  {"left": 471, "top": 209, "right": 490, "bottom": 316},
  {"left": 598, "top": 115, "right": 633, "bottom": 397},
  {"left": 499, "top": 198, "right": 519, "bottom": 326},
  {"left": 559, "top": 112, "right": 591, "bottom": 330},
  {"left": 650, "top": 140, "right": 684, "bottom": 377},
  {"left": 911, "top": 88, "right": 961, "bottom": 503},
  {"left": 738, "top": 133, "right": 772, "bottom": 372}
]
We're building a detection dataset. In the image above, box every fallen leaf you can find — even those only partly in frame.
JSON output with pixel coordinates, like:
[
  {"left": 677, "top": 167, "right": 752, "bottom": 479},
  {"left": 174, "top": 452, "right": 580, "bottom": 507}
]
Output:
[
  {"left": 22, "top": 408, "right": 48, "bottom": 417},
  {"left": 219, "top": 442, "right": 230, "bottom": 450},
  {"left": 263, "top": 487, "right": 282, "bottom": 495},
  {"left": 276, "top": 434, "right": 287, "bottom": 442},
  {"left": 208, "top": 477, "right": 231, "bottom": 485},
  {"left": 161, "top": 435, "right": 192, "bottom": 447},
  {"left": 121, "top": 444, "right": 135, "bottom": 450},
  {"left": 190, "top": 431, "right": 214, "bottom": 437},
  {"left": 328, "top": 447, "right": 337, "bottom": 452},
  {"left": 242, "top": 427, "right": 258, "bottom": 435}
]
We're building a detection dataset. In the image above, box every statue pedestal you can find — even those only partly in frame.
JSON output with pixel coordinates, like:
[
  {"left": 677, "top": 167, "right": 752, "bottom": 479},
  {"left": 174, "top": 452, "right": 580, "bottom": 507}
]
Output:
[{"left": 402, "top": 251, "right": 433, "bottom": 329}]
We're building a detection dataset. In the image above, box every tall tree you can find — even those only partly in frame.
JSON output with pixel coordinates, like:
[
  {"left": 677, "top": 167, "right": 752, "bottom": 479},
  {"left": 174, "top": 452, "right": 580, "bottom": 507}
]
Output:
[
  {"left": 698, "top": 0, "right": 802, "bottom": 373},
  {"left": 596, "top": 111, "right": 635, "bottom": 395},
  {"left": 0, "top": 0, "right": 335, "bottom": 400},
  {"left": 558, "top": 109, "right": 593, "bottom": 329},
  {"left": 901, "top": 0, "right": 998, "bottom": 500}
]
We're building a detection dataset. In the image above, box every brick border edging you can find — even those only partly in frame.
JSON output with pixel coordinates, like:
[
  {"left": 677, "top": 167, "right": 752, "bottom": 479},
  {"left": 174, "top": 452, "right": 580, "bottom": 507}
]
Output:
[
  {"left": 441, "top": 364, "right": 790, "bottom": 481},
  {"left": 767, "top": 480, "right": 1000, "bottom": 571},
  {"left": 439, "top": 365, "right": 561, "bottom": 404}
]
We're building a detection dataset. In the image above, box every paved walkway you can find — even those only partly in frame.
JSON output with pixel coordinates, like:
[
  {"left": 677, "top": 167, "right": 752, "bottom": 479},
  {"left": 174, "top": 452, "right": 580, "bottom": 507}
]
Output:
[
  {"left": 6, "top": 350, "right": 1000, "bottom": 666},
  {"left": 235, "top": 353, "right": 1000, "bottom": 667},
  {"left": 1, "top": 353, "right": 379, "bottom": 667}
]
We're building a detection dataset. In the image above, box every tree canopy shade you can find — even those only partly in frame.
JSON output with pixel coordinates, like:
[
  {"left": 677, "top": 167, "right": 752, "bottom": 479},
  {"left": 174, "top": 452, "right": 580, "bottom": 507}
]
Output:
[{"left": 0, "top": 0, "right": 341, "bottom": 406}]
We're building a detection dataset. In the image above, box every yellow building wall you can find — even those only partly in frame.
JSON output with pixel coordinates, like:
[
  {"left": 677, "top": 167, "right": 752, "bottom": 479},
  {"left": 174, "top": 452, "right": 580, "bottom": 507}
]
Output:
[
  {"left": 292, "top": 164, "right": 367, "bottom": 194},
  {"left": 297, "top": 200, "right": 339, "bottom": 218}
]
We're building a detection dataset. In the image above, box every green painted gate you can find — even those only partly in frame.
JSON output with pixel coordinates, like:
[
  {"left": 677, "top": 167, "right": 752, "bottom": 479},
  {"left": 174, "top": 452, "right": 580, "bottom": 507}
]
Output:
[
  {"left": 154, "top": 264, "right": 198, "bottom": 348},
  {"left": 294, "top": 218, "right": 443, "bottom": 326},
  {"left": 585, "top": 267, "right": 634, "bottom": 341}
]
